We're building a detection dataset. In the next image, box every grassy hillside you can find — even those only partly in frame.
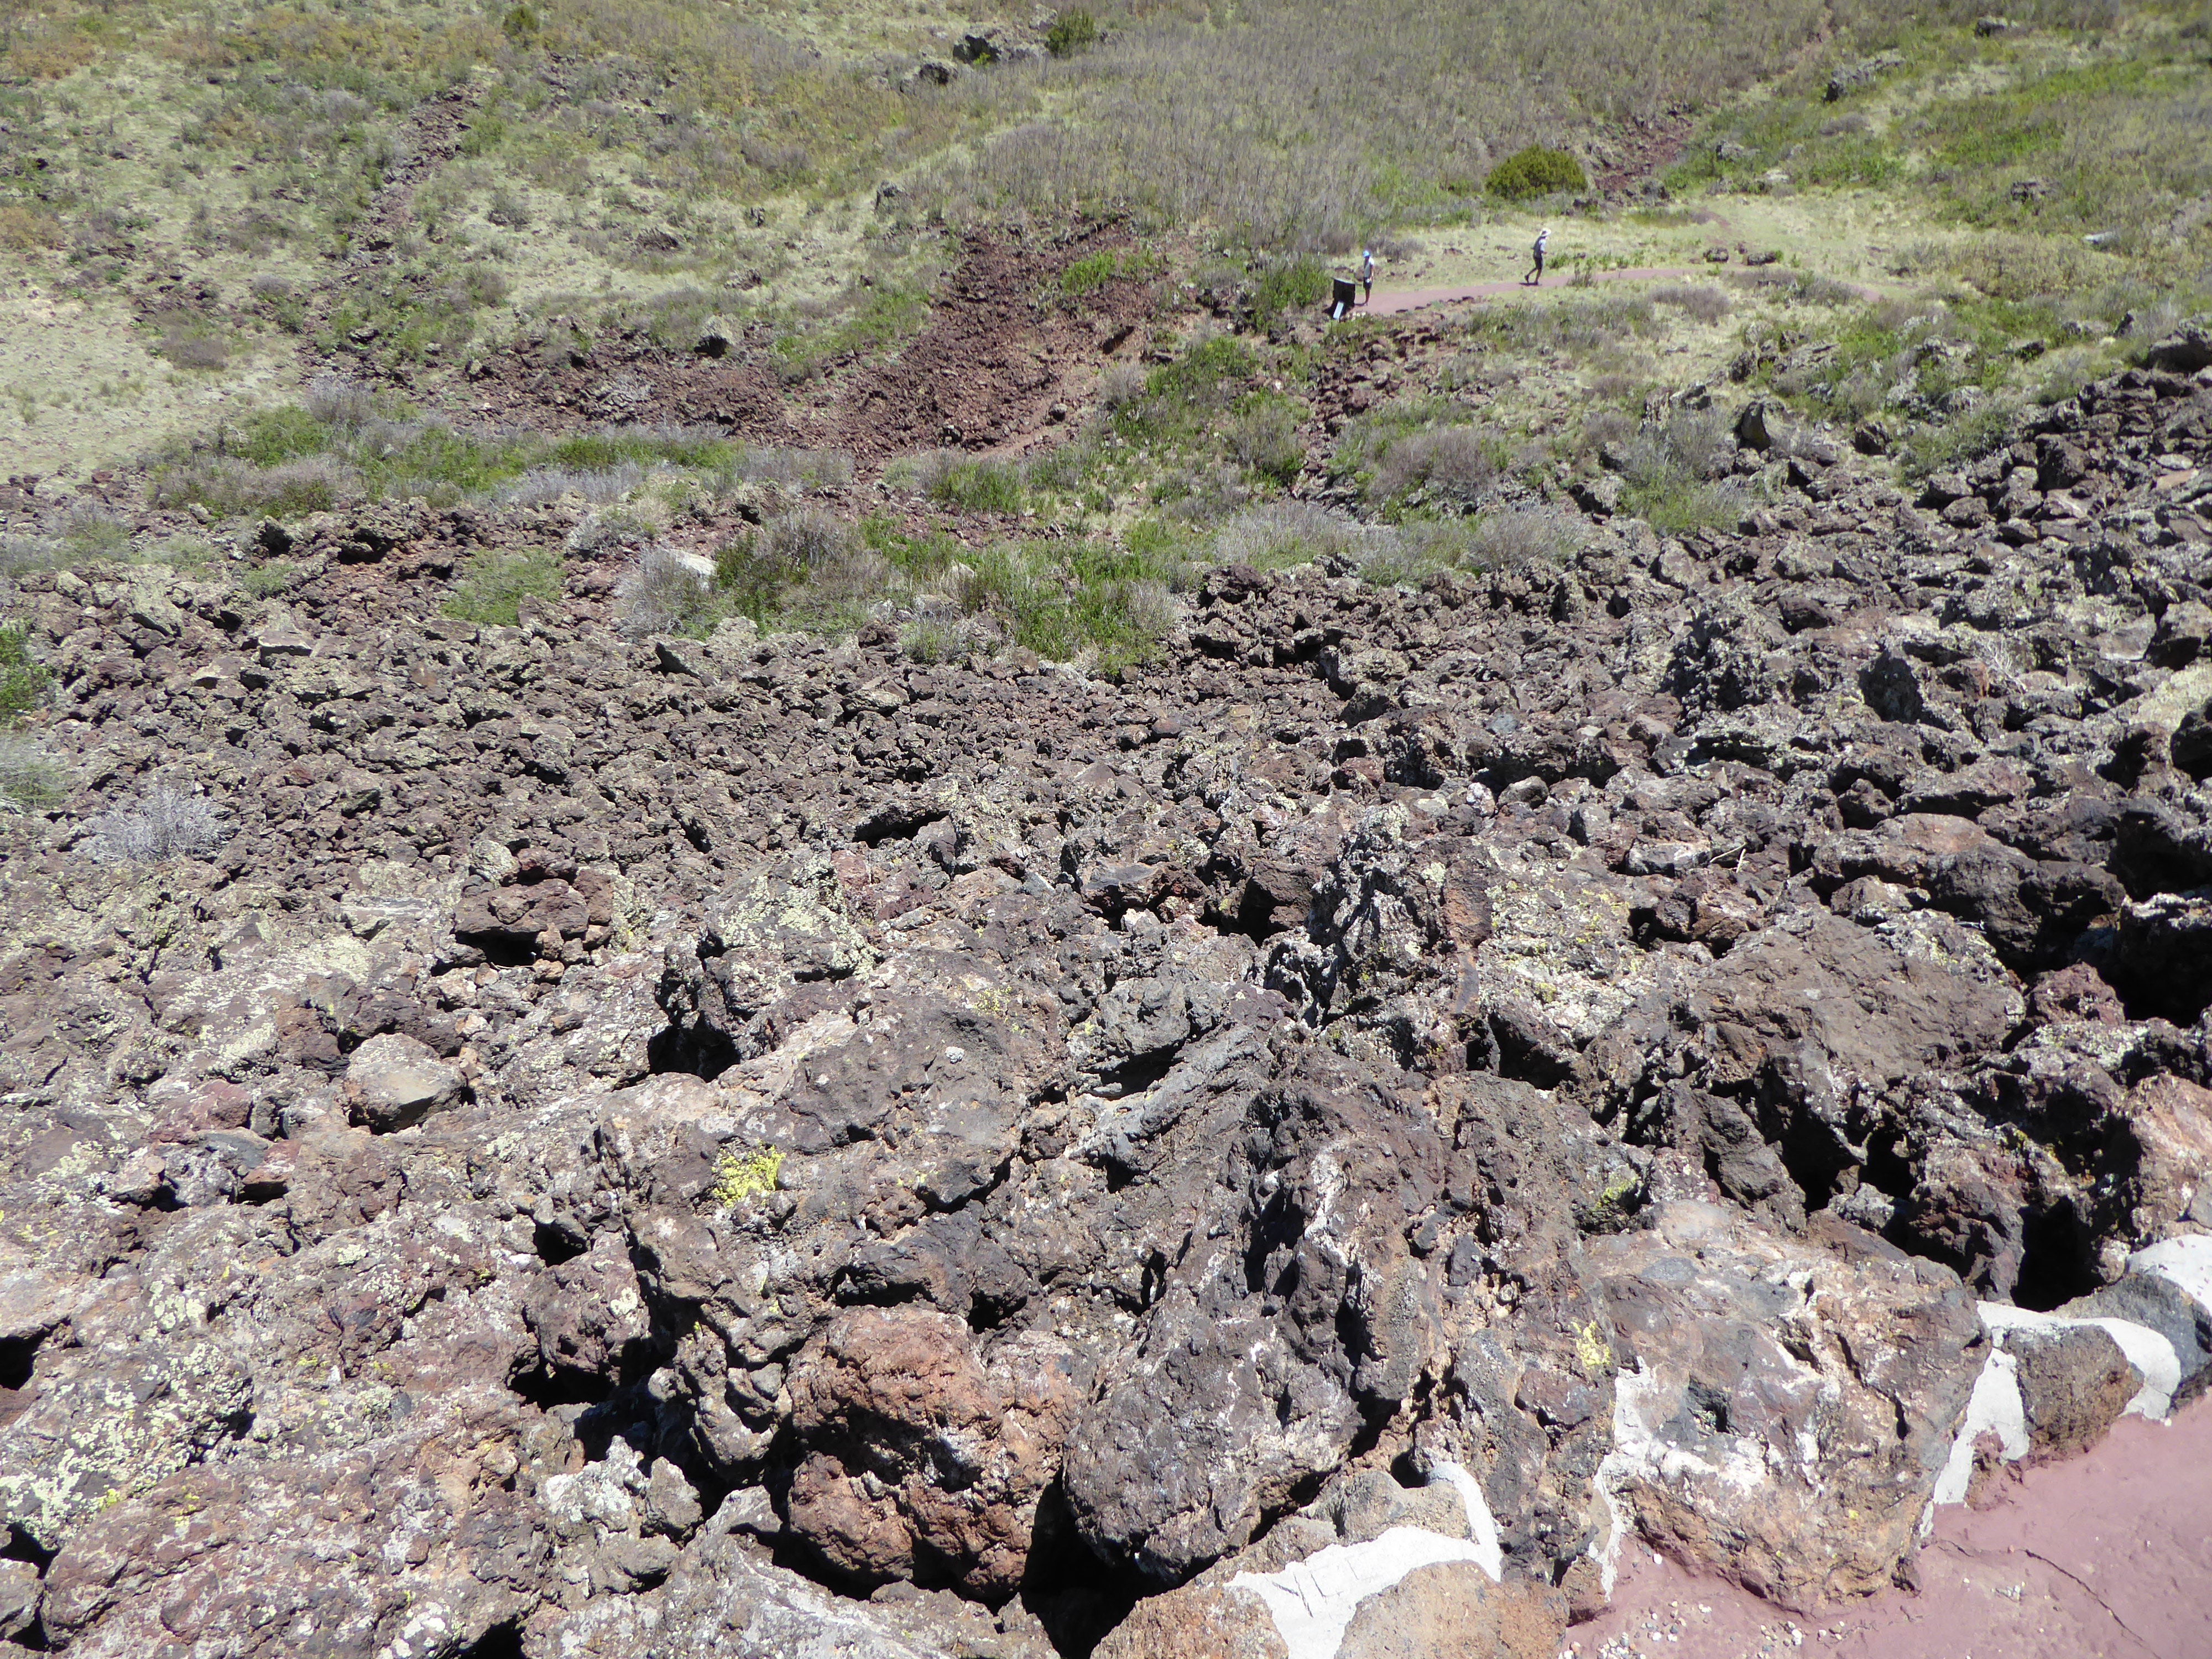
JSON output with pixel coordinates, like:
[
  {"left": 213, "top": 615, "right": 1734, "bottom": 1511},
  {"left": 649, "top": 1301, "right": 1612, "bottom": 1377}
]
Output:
[{"left": 0, "top": 0, "right": 2205, "bottom": 675}]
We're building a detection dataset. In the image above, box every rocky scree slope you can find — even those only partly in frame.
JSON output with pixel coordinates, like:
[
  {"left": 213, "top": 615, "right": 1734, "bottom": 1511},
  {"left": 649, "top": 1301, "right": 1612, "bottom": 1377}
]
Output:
[{"left": 0, "top": 360, "right": 2210, "bottom": 1658}]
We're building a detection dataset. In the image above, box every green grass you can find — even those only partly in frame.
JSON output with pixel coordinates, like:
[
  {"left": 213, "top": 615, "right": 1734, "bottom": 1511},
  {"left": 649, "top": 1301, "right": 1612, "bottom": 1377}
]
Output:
[
  {"left": 1665, "top": 14, "right": 2212, "bottom": 288},
  {"left": 1061, "top": 250, "right": 1120, "bottom": 296},
  {"left": 963, "top": 537, "right": 1182, "bottom": 670},
  {"left": 442, "top": 549, "right": 563, "bottom": 626},
  {"left": 713, "top": 536, "right": 802, "bottom": 629},
  {"left": 771, "top": 283, "right": 930, "bottom": 380},
  {"left": 165, "top": 410, "right": 739, "bottom": 518},
  {"left": 1620, "top": 475, "right": 1745, "bottom": 534},
  {"left": 928, "top": 458, "right": 1025, "bottom": 514},
  {"left": 239, "top": 561, "right": 297, "bottom": 598},
  {"left": 1112, "top": 335, "right": 1263, "bottom": 450},
  {"left": 231, "top": 406, "right": 333, "bottom": 467}
]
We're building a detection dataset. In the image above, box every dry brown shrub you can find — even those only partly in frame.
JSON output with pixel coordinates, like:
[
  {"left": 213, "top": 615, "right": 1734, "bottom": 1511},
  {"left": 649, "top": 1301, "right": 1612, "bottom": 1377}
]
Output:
[
  {"left": 0, "top": 206, "right": 64, "bottom": 251},
  {"left": 1651, "top": 283, "right": 1732, "bottom": 324},
  {"left": 160, "top": 328, "right": 231, "bottom": 371},
  {"left": 1375, "top": 428, "right": 1499, "bottom": 503},
  {"left": 3, "top": 27, "right": 99, "bottom": 79}
]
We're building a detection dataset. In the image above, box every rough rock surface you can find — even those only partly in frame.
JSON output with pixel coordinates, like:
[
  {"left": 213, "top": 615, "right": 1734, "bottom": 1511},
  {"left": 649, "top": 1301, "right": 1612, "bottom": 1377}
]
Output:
[{"left": 1, "top": 362, "right": 2209, "bottom": 1655}]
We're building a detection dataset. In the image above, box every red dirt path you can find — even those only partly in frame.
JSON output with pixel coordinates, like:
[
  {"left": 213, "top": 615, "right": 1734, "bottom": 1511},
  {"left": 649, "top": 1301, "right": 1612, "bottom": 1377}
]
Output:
[{"left": 1564, "top": 1392, "right": 2212, "bottom": 1659}]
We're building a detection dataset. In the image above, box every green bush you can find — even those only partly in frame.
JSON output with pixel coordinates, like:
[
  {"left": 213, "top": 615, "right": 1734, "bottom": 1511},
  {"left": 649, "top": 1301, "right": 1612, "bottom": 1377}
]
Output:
[
  {"left": 442, "top": 550, "right": 562, "bottom": 627},
  {"left": 715, "top": 534, "right": 806, "bottom": 627},
  {"left": 231, "top": 407, "right": 332, "bottom": 467},
  {"left": 1251, "top": 255, "right": 1331, "bottom": 329},
  {"left": 1045, "top": 9, "right": 1098, "bottom": 57},
  {"left": 1485, "top": 146, "right": 1588, "bottom": 201},
  {"left": 0, "top": 625, "right": 52, "bottom": 723}
]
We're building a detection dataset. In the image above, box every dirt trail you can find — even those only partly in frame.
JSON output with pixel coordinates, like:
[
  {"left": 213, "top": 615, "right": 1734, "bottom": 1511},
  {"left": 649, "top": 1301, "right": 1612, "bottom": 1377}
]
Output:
[
  {"left": 1363, "top": 266, "right": 1701, "bottom": 316},
  {"left": 1365, "top": 260, "right": 1884, "bottom": 318},
  {"left": 1567, "top": 1392, "right": 2212, "bottom": 1659}
]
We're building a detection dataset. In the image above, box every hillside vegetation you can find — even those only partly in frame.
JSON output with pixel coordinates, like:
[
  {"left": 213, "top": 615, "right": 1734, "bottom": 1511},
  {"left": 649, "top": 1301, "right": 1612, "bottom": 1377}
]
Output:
[
  {"left": 0, "top": 0, "right": 2205, "bottom": 655},
  {"left": 2, "top": 4, "right": 2212, "bottom": 1659}
]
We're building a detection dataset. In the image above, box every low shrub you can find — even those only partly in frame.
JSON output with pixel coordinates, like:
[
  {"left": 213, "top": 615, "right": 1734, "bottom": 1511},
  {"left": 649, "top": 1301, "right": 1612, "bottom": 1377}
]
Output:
[
  {"left": 1651, "top": 283, "right": 1733, "bottom": 324},
  {"left": 444, "top": 550, "right": 562, "bottom": 628},
  {"left": 926, "top": 456, "right": 1025, "bottom": 514},
  {"left": 1468, "top": 506, "right": 1585, "bottom": 571},
  {"left": 1251, "top": 255, "right": 1331, "bottom": 328},
  {"left": 566, "top": 505, "right": 662, "bottom": 556},
  {"left": 0, "top": 733, "right": 67, "bottom": 812},
  {"left": 615, "top": 546, "right": 716, "bottom": 638},
  {"left": 726, "top": 445, "right": 854, "bottom": 491},
  {"left": 1374, "top": 427, "right": 1501, "bottom": 504},
  {"left": 304, "top": 376, "right": 377, "bottom": 433},
  {"left": 152, "top": 456, "right": 355, "bottom": 519},
  {"left": 1021, "top": 437, "right": 1107, "bottom": 495},
  {"left": 1486, "top": 146, "right": 1588, "bottom": 201},
  {"left": 239, "top": 561, "right": 296, "bottom": 598},
  {"left": 1, "top": 625, "right": 52, "bottom": 721},
  {"left": 1224, "top": 404, "right": 1304, "bottom": 486},
  {"left": 501, "top": 463, "right": 651, "bottom": 507},
  {"left": 1096, "top": 363, "right": 1148, "bottom": 412},
  {"left": 81, "top": 786, "right": 228, "bottom": 865},
  {"left": 715, "top": 534, "right": 806, "bottom": 627},
  {"left": 0, "top": 538, "right": 58, "bottom": 579},
  {"left": 1045, "top": 8, "right": 1097, "bottom": 56},
  {"left": 901, "top": 616, "right": 983, "bottom": 664},
  {"left": 160, "top": 325, "right": 231, "bottom": 371},
  {"left": 1210, "top": 502, "right": 1371, "bottom": 569},
  {"left": 1466, "top": 293, "right": 1656, "bottom": 356},
  {"left": 58, "top": 508, "right": 132, "bottom": 561},
  {"left": 0, "top": 206, "right": 65, "bottom": 252},
  {"left": 761, "top": 508, "right": 856, "bottom": 570},
  {"left": 1358, "top": 521, "right": 1473, "bottom": 588},
  {"left": 232, "top": 406, "right": 332, "bottom": 467},
  {"left": 1613, "top": 407, "right": 1744, "bottom": 531}
]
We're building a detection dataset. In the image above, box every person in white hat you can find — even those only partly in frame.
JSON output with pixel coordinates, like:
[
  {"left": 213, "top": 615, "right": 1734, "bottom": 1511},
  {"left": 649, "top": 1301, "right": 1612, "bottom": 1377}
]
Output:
[
  {"left": 1360, "top": 247, "right": 1375, "bottom": 304},
  {"left": 1525, "top": 226, "right": 1550, "bottom": 286}
]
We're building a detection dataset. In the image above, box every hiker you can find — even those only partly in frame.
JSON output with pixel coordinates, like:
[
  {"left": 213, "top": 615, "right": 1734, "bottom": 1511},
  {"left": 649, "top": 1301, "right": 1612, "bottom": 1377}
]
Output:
[
  {"left": 1360, "top": 247, "right": 1375, "bottom": 304},
  {"left": 1525, "top": 226, "right": 1550, "bottom": 286}
]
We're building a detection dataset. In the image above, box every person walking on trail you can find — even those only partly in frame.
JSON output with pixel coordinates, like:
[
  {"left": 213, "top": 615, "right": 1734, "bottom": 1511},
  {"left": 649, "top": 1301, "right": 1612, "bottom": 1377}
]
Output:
[
  {"left": 1360, "top": 247, "right": 1375, "bottom": 304},
  {"left": 1525, "top": 226, "right": 1550, "bottom": 286}
]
